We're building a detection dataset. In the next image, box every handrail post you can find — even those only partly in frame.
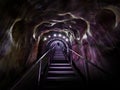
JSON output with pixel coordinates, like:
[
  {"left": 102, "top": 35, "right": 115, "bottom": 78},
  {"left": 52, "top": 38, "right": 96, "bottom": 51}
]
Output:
[
  {"left": 70, "top": 50, "right": 73, "bottom": 65},
  {"left": 38, "top": 60, "right": 41, "bottom": 85},
  {"left": 37, "top": 46, "right": 56, "bottom": 85},
  {"left": 84, "top": 58, "right": 90, "bottom": 83}
]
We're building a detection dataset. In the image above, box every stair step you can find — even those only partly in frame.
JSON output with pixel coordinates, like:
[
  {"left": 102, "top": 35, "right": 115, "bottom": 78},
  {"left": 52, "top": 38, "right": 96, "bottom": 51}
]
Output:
[
  {"left": 54, "top": 54, "right": 65, "bottom": 56},
  {"left": 48, "top": 69, "right": 73, "bottom": 71},
  {"left": 51, "top": 61, "right": 68, "bottom": 63},
  {"left": 46, "top": 76, "right": 77, "bottom": 80},
  {"left": 53, "top": 58, "right": 66, "bottom": 60},
  {"left": 49, "top": 67, "right": 72, "bottom": 69},
  {"left": 52, "top": 58, "right": 66, "bottom": 59},
  {"left": 47, "top": 73, "right": 76, "bottom": 77},
  {"left": 55, "top": 52, "right": 63, "bottom": 54},
  {"left": 54, "top": 53, "right": 64, "bottom": 56},
  {"left": 50, "top": 63, "right": 71, "bottom": 66},
  {"left": 48, "top": 71, "right": 75, "bottom": 74},
  {"left": 53, "top": 58, "right": 65, "bottom": 60},
  {"left": 50, "top": 65, "right": 71, "bottom": 67},
  {"left": 52, "top": 58, "right": 66, "bottom": 60},
  {"left": 54, "top": 54, "right": 64, "bottom": 55},
  {"left": 51, "top": 60, "right": 66, "bottom": 61}
]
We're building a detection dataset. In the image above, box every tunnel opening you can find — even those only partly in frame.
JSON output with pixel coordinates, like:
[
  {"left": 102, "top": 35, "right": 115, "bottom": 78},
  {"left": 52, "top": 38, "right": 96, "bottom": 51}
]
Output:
[
  {"left": 46, "top": 39, "right": 70, "bottom": 52},
  {"left": 37, "top": 29, "right": 74, "bottom": 60},
  {"left": 46, "top": 39, "right": 71, "bottom": 63}
]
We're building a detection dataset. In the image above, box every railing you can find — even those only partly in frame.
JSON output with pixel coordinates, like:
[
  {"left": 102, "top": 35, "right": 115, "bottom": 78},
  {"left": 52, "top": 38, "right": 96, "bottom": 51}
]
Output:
[
  {"left": 11, "top": 46, "right": 55, "bottom": 90},
  {"left": 11, "top": 46, "right": 112, "bottom": 89},
  {"left": 69, "top": 48, "right": 112, "bottom": 81}
]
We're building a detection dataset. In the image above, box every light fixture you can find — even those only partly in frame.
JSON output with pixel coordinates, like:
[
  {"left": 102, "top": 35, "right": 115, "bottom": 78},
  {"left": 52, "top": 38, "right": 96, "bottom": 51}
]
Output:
[
  {"left": 63, "top": 36, "right": 66, "bottom": 39},
  {"left": 82, "top": 34, "right": 87, "bottom": 39},
  {"left": 76, "top": 37, "right": 80, "bottom": 40},
  {"left": 65, "top": 38, "right": 69, "bottom": 42},
  {"left": 58, "top": 34, "right": 62, "bottom": 37},
  {"left": 43, "top": 37, "right": 47, "bottom": 41},
  {"left": 53, "top": 34, "right": 57, "bottom": 37},
  {"left": 33, "top": 33, "right": 36, "bottom": 39},
  {"left": 48, "top": 35, "right": 51, "bottom": 38}
]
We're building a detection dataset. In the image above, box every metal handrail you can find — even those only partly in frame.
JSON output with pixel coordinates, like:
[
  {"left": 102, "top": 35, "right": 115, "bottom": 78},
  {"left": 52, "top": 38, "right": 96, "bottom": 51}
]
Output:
[
  {"left": 11, "top": 46, "right": 55, "bottom": 90},
  {"left": 69, "top": 48, "right": 111, "bottom": 76}
]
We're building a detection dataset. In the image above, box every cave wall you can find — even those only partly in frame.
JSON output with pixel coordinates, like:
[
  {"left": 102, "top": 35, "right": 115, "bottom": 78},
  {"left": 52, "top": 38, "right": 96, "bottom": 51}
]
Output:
[{"left": 0, "top": 0, "right": 120, "bottom": 88}]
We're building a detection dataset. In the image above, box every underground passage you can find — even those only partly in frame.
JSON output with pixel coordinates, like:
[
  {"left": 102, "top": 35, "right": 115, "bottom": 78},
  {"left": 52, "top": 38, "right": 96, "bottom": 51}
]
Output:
[{"left": 0, "top": 0, "right": 120, "bottom": 89}]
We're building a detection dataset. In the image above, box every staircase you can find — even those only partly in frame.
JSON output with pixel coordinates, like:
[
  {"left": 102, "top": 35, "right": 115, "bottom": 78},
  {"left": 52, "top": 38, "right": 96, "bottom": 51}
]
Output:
[
  {"left": 10, "top": 45, "right": 84, "bottom": 90},
  {"left": 40, "top": 46, "right": 82, "bottom": 89}
]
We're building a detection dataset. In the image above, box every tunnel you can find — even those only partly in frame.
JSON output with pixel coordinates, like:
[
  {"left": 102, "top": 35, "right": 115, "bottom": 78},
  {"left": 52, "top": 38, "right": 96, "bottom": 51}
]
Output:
[
  {"left": 46, "top": 38, "right": 69, "bottom": 52},
  {"left": 0, "top": 0, "right": 120, "bottom": 89}
]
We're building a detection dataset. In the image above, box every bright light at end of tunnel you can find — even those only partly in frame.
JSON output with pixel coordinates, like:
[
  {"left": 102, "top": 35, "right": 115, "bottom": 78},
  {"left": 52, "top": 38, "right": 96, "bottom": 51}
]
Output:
[
  {"left": 43, "top": 37, "right": 47, "bottom": 41},
  {"left": 53, "top": 34, "right": 57, "bottom": 37}
]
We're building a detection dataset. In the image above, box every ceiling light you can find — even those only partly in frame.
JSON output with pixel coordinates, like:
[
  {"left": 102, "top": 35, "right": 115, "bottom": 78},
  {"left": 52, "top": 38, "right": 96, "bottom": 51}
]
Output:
[
  {"left": 63, "top": 36, "right": 66, "bottom": 39},
  {"left": 53, "top": 34, "right": 57, "bottom": 37},
  {"left": 58, "top": 34, "right": 62, "bottom": 37},
  {"left": 65, "top": 38, "right": 69, "bottom": 42},
  {"left": 76, "top": 37, "right": 80, "bottom": 40},
  {"left": 48, "top": 35, "right": 51, "bottom": 38},
  {"left": 43, "top": 37, "right": 47, "bottom": 41}
]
